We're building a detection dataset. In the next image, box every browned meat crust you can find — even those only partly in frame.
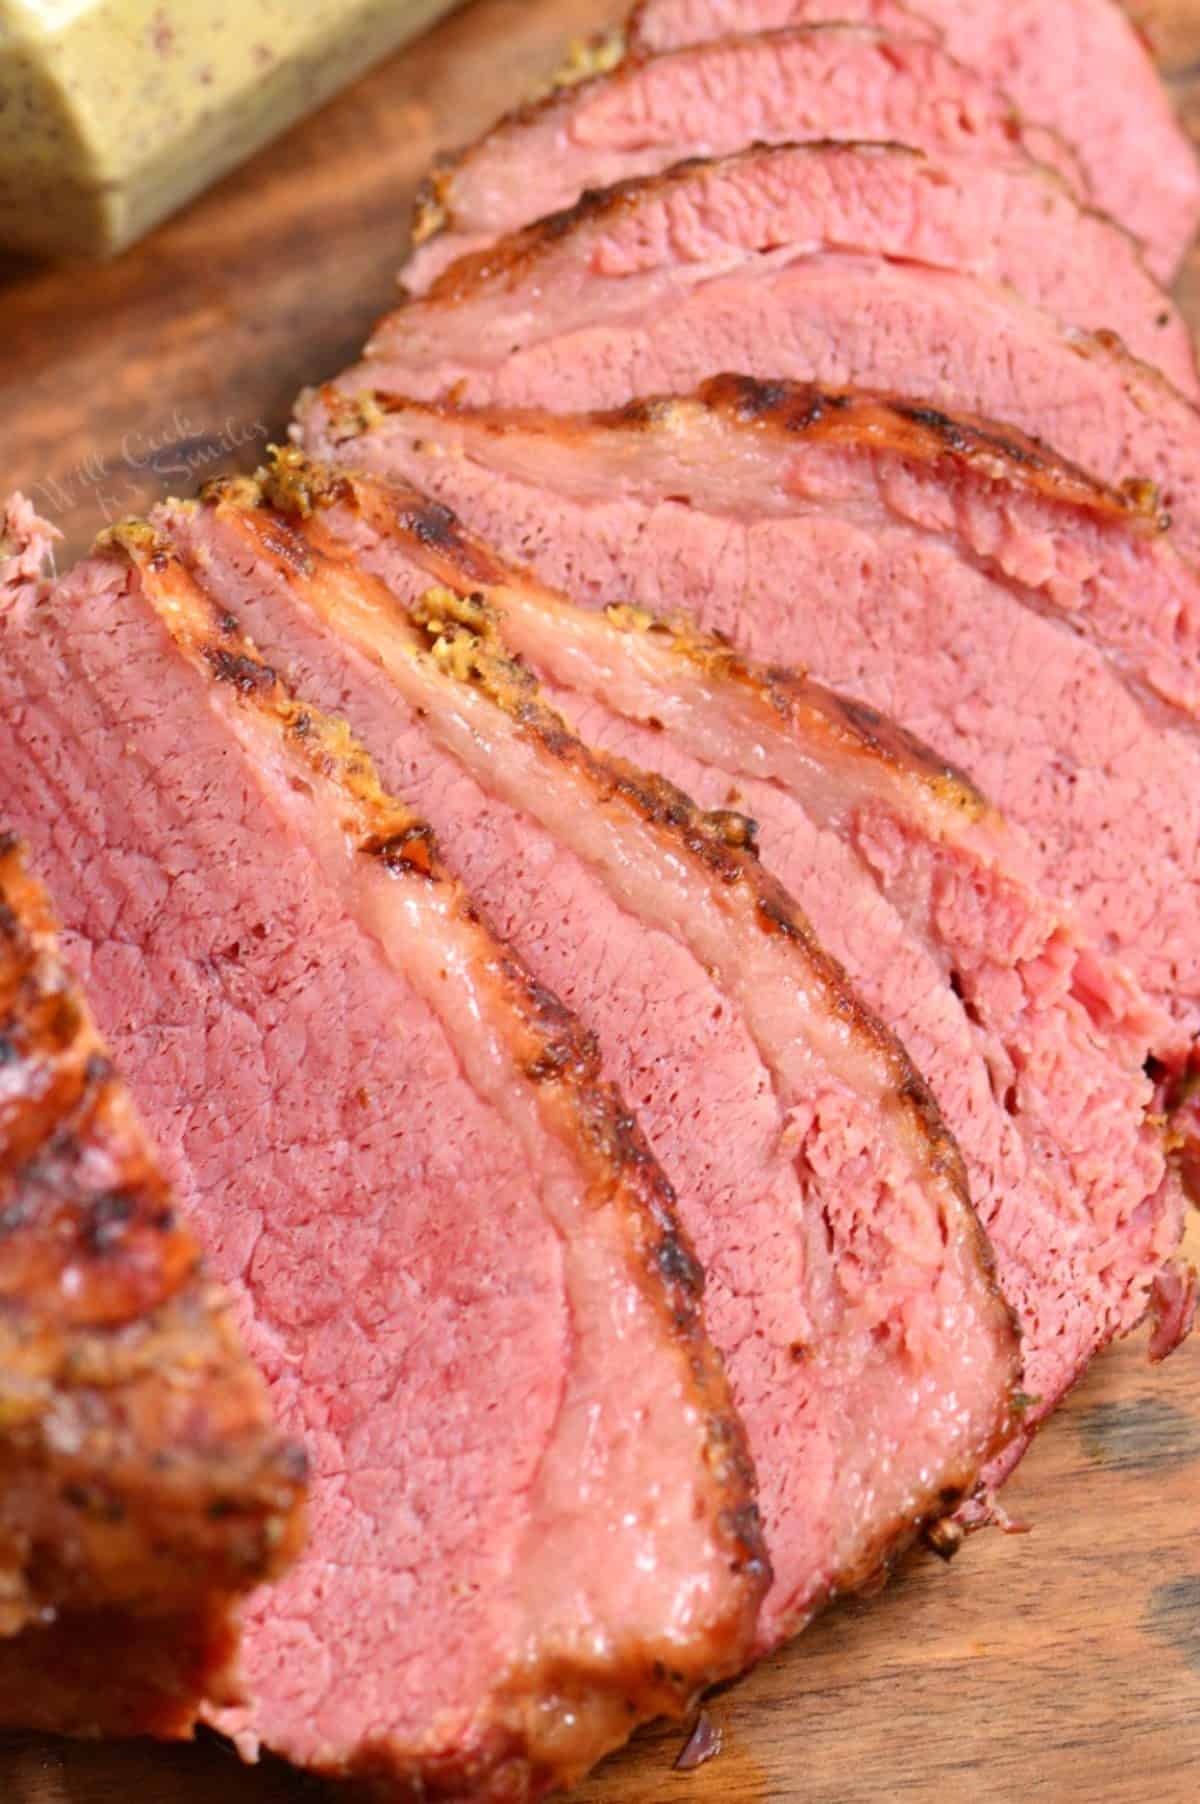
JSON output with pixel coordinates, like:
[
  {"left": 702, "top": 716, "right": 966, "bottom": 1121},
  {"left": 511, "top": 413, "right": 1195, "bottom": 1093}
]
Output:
[
  {"left": 413, "top": 144, "right": 774, "bottom": 305},
  {"left": 285, "top": 409, "right": 998, "bottom": 822},
  {"left": 238, "top": 455, "right": 996, "bottom": 1244},
  {"left": 193, "top": 457, "right": 1020, "bottom": 1555},
  {"left": 107, "top": 520, "right": 770, "bottom": 1791},
  {"left": 0, "top": 1604, "right": 239, "bottom": 1739},
  {"left": 343, "top": 374, "right": 1162, "bottom": 529},
  {"left": 0, "top": 838, "right": 305, "bottom": 1723},
  {"left": 210, "top": 459, "right": 979, "bottom": 1261},
  {"left": 663, "top": 374, "right": 1167, "bottom": 522}
]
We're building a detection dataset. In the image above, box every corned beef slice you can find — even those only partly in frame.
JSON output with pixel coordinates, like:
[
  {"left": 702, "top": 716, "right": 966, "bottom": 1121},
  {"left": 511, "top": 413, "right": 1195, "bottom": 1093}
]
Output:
[
  {"left": 0, "top": 531, "right": 766, "bottom": 1790},
  {"left": 627, "top": 0, "right": 1200, "bottom": 278},
  {"left": 0, "top": 838, "right": 305, "bottom": 1738},
  {"left": 405, "top": 24, "right": 1090, "bottom": 297},
  {"left": 333, "top": 141, "right": 1200, "bottom": 1025},
  {"left": 326, "top": 379, "right": 1200, "bottom": 732},
  {"left": 159, "top": 461, "right": 1019, "bottom": 1652},
  {"left": 357, "top": 145, "right": 1200, "bottom": 555},
  {"left": 301, "top": 384, "right": 1200, "bottom": 1155},
  {"left": 223, "top": 459, "right": 1188, "bottom": 1498}
]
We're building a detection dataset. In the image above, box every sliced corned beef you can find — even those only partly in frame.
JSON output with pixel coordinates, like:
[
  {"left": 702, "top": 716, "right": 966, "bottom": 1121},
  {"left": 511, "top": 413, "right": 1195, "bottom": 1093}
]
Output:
[
  {"left": 322, "top": 378, "right": 1200, "bottom": 732},
  {"left": 627, "top": 0, "right": 1200, "bottom": 278},
  {"left": 228, "top": 458, "right": 1188, "bottom": 1505},
  {"left": 353, "top": 146, "right": 1200, "bottom": 540},
  {"left": 156, "top": 456, "right": 1019, "bottom": 1651},
  {"left": 300, "top": 385, "right": 1200, "bottom": 1151},
  {"left": 0, "top": 524, "right": 767, "bottom": 1791},
  {"left": 405, "top": 24, "right": 1087, "bottom": 293},
  {"left": 0, "top": 834, "right": 305, "bottom": 1738}
]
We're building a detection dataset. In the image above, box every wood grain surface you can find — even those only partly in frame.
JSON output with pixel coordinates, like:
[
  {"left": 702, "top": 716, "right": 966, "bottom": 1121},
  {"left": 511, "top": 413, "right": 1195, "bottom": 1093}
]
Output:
[{"left": 2, "top": 3, "right": 1200, "bottom": 1800}]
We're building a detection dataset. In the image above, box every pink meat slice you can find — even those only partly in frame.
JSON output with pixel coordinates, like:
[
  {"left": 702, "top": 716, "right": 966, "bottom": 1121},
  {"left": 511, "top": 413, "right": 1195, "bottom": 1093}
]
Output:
[
  {"left": 159, "top": 462, "right": 1019, "bottom": 1651},
  {"left": 0, "top": 522, "right": 767, "bottom": 1792},
  {"left": 355, "top": 148, "right": 1200, "bottom": 543},
  {"left": 404, "top": 24, "right": 1087, "bottom": 292},
  {"left": 627, "top": 0, "right": 1200, "bottom": 279},
  {"left": 233, "top": 461, "right": 1188, "bottom": 1503},
  {"left": 300, "top": 384, "right": 1200, "bottom": 1121},
  {"left": 368, "top": 142, "right": 1198, "bottom": 403},
  {"left": 318, "top": 378, "right": 1200, "bottom": 732}
]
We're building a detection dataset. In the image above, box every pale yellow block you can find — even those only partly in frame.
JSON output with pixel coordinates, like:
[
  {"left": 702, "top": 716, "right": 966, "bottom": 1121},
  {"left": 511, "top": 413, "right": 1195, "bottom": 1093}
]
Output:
[{"left": 0, "top": 0, "right": 461, "bottom": 256}]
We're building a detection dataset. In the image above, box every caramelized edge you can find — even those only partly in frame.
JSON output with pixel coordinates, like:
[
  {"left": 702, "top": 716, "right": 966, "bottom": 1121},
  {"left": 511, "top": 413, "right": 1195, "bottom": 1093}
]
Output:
[{"left": 108, "top": 518, "right": 771, "bottom": 1787}]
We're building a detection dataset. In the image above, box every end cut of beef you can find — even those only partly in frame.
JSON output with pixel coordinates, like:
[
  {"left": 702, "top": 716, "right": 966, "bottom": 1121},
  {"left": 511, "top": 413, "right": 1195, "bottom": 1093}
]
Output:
[
  {"left": 154, "top": 454, "right": 1019, "bottom": 1650},
  {"left": 0, "top": 830, "right": 306, "bottom": 1738},
  {"left": 0, "top": 512, "right": 767, "bottom": 1792},
  {"left": 233, "top": 456, "right": 1189, "bottom": 1505},
  {"left": 626, "top": 0, "right": 1200, "bottom": 278},
  {"left": 404, "top": 23, "right": 1088, "bottom": 293}
]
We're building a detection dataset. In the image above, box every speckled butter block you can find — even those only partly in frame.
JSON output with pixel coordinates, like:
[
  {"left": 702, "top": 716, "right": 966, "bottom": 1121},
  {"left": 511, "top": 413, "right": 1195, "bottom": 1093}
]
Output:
[{"left": 0, "top": 0, "right": 460, "bottom": 257}]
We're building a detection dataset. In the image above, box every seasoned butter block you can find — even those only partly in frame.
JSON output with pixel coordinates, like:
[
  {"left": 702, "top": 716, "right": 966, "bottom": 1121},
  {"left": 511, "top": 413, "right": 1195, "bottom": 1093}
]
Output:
[{"left": 0, "top": 0, "right": 460, "bottom": 257}]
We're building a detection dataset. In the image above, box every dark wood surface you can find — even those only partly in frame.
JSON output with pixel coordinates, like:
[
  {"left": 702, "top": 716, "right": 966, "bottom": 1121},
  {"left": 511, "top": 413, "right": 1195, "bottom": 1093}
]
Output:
[{"left": 2, "top": 3, "right": 1199, "bottom": 1799}]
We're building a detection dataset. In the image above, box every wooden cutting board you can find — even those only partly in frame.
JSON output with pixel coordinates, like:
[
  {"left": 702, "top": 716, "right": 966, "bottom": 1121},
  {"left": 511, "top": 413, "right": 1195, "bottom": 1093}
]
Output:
[{"left": 2, "top": 3, "right": 1200, "bottom": 1798}]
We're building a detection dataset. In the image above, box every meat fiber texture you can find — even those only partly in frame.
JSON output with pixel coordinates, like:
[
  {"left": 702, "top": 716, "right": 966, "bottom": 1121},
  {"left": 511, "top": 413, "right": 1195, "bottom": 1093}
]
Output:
[
  {"left": 316, "top": 377, "right": 1200, "bottom": 751},
  {"left": 326, "top": 145, "right": 1200, "bottom": 1036},
  {"left": 404, "top": 23, "right": 1090, "bottom": 294},
  {"left": 356, "top": 144, "right": 1200, "bottom": 536},
  {"left": 300, "top": 379, "right": 1200, "bottom": 1203},
  {"left": 0, "top": 520, "right": 768, "bottom": 1795},
  {"left": 156, "top": 457, "right": 1019, "bottom": 1654},
  {"left": 627, "top": 0, "right": 1200, "bottom": 279},
  {"left": 243, "top": 455, "right": 1192, "bottom": 1503},
  {"left": 0, "top": 812, "right": 306, "bottom": 1734}
]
